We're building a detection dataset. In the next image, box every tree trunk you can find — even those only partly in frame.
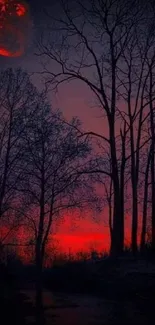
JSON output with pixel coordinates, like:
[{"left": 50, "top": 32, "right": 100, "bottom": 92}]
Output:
[
  {"left": 151, "top": 146, "right": 155, "bottom": 251},
  {"left": 131, "top": 186, "right": 138, "bottom": 254},
  {"left": 120, "top": 174, "right": 125, "bottom": 252},
  {"left": 110, "top": 123, "right": 123, "bottom": 255},
  {"left": 130, "top": 119, "right": 138, "bottom": 254},
  {"left": 35, "top": 175, "right": 45, "bottom": 325},
  {"left": 35, "top": 244, "right": 45, "bottom": 325},
  {"left": 111, "top": 192, "right": 122, "bottom": 255},
  {"left": 120, "top": 123, "right": 127, "bottom": 252},
  {"left": 140, "top": 147, "right": 151, "bottom": 251},
  {"left": 149, "top": 69, "right": 155, "bottom": 251},
  {"left": 108, "top": 180, "right": 113, "bottom": 244}
]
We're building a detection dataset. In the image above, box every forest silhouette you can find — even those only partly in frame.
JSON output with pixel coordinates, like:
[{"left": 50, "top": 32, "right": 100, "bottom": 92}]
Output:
[{"left": 0, "top": 0, "right": 155, "bottom": 324}]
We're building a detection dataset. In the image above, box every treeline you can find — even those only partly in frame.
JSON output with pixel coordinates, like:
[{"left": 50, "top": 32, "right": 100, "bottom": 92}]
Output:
[
  {"left": 1, "top": 1, "right": 155, "bottom": 322},
  {"left": 35, "top": 0, "right": 155, "bottom": 256},
  {"left": 1, "top": 0, "right": 155, "bottom": 277}
]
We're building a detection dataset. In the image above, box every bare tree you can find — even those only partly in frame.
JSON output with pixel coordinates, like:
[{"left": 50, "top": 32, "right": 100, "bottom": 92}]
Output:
[
  {"left": 138, "top": 11, "right": 155, "bottom": 251},
  {"left": 0, "top": 68, "right": 39, "bottom": 235},
  {"left": 147, "top": 57, "right": 155, "bottom": 251},
  {"left": 16, "top": 94, "right": 96, "bottom": 324},
  {"left": 36, "top": 0, "right": 155, "bottom": 255},
  {"left": 36, "top": 0, "right": 142, "bottom": 255}
]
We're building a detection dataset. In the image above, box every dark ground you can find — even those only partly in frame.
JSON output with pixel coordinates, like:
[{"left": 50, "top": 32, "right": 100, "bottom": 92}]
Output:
[{"left": 1, "top": 254, "right": 155, "bottom": 325}]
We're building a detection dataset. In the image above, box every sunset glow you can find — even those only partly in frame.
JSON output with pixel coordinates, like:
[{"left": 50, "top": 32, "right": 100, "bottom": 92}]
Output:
[
  {"left": 0, "top": 0, "right": 26, "bottom": 17},
  {"left": 0, "top": 0, "right": 30, "bottom": 57},
  {"left": 16, "top": 3, "right": 26, "bottom": 16},
  {"left": 0, "top": 2, "right": 155, "bottom": 325},
  {"left": 0, "top": 212, "right": 140, "bottom": 265}
]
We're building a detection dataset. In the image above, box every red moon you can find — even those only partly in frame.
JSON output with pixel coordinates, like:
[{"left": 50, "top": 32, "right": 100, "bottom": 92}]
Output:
[{"left": 0, "top": 0, "right": 31, "bottom": 57}]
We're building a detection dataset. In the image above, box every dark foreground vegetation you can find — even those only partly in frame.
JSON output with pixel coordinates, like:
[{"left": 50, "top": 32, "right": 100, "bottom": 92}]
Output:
[
  {"left": 45, "top": 254, "right": 155, "bottom": 299},
  {"left": 1, "top": 248, "right": 155, "bottom": 325},
  {"left": 0, "top": 261, "right": 33, "bottom": 325}
]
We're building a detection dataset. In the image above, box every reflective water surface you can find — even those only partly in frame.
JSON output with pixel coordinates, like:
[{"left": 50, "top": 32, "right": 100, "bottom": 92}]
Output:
[{"left": 22, "top": 290, "right": 147, "bottom": 325}]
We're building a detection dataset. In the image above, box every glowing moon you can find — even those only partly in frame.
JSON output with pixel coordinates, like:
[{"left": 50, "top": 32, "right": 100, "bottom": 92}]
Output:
[{"left": 0, "top": 0, "right": 31, "bottom": 57}]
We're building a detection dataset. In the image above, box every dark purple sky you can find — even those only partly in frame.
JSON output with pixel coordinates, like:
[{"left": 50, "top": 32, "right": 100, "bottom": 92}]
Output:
[
  {"left": 0, "top": 0, "right": 106, "bottom": 133},
  {"left": 0, "top": 0, "right": 135, "bottom": 253}
]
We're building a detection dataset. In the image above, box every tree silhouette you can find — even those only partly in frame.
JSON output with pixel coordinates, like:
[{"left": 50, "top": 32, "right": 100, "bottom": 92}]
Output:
[{"left": 37, "top": 0, "right": 155, "bottom": 254}]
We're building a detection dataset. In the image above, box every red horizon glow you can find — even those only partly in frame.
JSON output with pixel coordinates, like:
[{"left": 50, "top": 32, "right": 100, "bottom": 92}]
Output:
[{"left": 0, "top": 211, "right": 143, "bottom": 265}]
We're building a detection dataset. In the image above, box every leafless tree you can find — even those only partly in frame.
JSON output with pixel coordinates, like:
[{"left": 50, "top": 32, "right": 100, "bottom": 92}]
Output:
[
  {"left": 146, "top": 53, "right": 155, "bottom": 251},
  {"left": 0, "top": 68, "right": 39, "bottom": 238},
  {"left": 35, "top": 0, "right": 155, "bottom": 256},
  {"left": 15, "top": 93, "right": 97, "bottom": 324},
  {"left": 36, "top": 0, "right": 143, "bottom": 255}
]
